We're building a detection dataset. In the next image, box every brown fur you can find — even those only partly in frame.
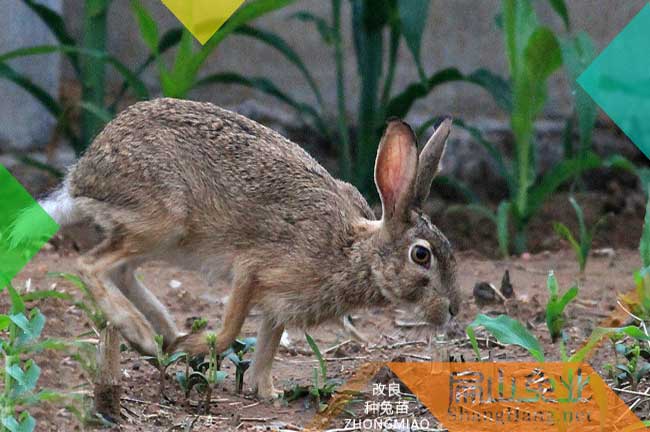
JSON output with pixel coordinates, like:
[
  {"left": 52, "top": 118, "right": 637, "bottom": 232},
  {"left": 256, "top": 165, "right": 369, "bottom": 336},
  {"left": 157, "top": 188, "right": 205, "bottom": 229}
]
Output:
[{"left": 55, "top": 98, "right": 459, "bottom": 398}]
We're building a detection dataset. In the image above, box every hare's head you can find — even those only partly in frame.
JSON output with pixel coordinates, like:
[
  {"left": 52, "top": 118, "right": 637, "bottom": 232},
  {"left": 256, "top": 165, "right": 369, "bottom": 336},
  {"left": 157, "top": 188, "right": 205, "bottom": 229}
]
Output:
[{"left": 363, "top": 118, "right": 459, "bottom": 327}]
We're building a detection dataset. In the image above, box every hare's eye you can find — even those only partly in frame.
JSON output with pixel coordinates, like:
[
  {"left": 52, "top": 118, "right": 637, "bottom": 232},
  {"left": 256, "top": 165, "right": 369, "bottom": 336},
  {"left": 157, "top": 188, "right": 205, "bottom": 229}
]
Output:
[{"left": 409, "top": 244, "right": 431, "bottom": 267}]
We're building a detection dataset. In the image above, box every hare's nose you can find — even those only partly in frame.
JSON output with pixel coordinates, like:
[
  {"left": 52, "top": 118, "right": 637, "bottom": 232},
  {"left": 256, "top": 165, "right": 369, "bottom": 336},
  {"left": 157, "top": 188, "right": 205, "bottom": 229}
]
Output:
[{"left": 449, "top": 303, "right": 459, "bottom": 317}]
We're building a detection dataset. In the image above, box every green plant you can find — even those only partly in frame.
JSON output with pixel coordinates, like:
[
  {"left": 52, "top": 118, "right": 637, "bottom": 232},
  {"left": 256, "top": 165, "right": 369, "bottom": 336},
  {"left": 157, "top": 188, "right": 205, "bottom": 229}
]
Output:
[
  {"left": 452, "top": 0, "right": 602, "bottom": 255},
  {"left": 202, "top": 333, "right": 226, "bottom": 413},
  {"left": 305, "top": 333, "right": 338, "bottom": 412},
  {"left": 0, "top": 283, "right": 68, "bottom": 432},
  {"left": 553, "top": 197, "right": 606, "bottom": 273},
  {"left": 609, "top": 342, "right": 650, "bottom": 391},
  {"left": 545, "top": 271, "right": 578, "bottom": 343},
  {"left": 143, "top": 335, "right": 185, "bottom": 398},
  {"left": 224, "top": 338, "right": 256, "bottom": 394}
]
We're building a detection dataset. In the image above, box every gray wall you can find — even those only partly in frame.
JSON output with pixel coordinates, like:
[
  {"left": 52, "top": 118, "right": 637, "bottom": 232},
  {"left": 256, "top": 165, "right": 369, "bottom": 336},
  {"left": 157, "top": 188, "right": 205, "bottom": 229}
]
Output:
[
  {"left": 2, "top": 0, "right": 647, "bottom": 149},
  {"left": 1, "top": 0, "right": 62, "bottom": 150}
]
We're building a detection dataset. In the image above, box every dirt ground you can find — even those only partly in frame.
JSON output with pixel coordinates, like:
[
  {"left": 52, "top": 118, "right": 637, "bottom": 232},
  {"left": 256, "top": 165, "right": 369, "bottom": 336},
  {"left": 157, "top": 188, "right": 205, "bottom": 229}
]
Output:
[{"left": 4, "top": 238, "right": 649, "bottom": 431}]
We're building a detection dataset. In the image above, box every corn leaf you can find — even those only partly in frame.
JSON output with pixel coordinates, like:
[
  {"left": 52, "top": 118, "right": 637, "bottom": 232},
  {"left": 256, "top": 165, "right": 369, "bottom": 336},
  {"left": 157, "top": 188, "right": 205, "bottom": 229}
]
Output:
[
  {"left": 22, "top": 0, "right": 80, "bottom": 74},
  {"left": 235, "top": 25, "right": 325, "bottom": 110},
  {"left": 467, "top": 314, "right": 544, "bottom": 361}
]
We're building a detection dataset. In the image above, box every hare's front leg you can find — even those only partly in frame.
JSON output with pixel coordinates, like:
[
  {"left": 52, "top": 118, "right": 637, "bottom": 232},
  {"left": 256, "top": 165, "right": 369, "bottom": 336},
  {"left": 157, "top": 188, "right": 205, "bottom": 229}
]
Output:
[{"left": 250, "top": 316, "right": 284, "bottom": 399}]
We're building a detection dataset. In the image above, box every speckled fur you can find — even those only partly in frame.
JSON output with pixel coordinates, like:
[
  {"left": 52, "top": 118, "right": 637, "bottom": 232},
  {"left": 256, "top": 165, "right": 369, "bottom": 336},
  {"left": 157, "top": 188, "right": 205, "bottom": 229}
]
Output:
[{"left": 52, "top": 98, "right": 459, "bottom": 398}]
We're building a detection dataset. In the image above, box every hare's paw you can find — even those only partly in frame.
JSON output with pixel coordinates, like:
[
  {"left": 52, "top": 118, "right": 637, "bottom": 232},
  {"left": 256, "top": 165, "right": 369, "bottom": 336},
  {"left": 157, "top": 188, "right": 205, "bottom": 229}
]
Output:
[
  {"left": 254, "top": 382, "right": 283, "bottom": 400},
  {"left": 168, "top": 332, "right": 209, "bottom": 356}
]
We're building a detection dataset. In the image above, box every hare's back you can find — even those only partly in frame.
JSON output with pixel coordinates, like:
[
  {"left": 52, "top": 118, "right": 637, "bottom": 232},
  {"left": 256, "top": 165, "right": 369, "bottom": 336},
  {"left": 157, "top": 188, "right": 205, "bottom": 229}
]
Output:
[{"left": 69, "top": 99, "right": 354, "bottom": 241}]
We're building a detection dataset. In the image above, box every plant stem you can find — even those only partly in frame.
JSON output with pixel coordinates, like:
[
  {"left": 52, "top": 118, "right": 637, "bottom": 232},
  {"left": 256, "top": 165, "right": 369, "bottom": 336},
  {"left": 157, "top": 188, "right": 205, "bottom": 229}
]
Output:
[
  {"left": 80, "top": 0, "right": 110, "bottom": 152},
  {"left": 332, "top": 0, "right": 352, "bottom": 182}
]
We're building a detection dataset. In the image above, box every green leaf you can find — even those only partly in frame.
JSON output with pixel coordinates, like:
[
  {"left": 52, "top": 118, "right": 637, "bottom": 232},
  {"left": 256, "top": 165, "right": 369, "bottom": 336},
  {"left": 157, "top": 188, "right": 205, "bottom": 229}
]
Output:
[
  {"left": 641, "top": 196, "right": 650, "bottom": 268},
  {"left": 0, "top": 45, "right": 149, "bottom": 100},
  {"left": 397, "top": 0, "right": 430, "bottom": 78},
  {"left": 0, "top": 314, "right": 10, "bottom": 331},
  {"left": 553, "top": 222, "right": 581, "bottom": 259},
  {"left": 570, "top": 326, "right": 650, "bottom": 363},
  {"left": 497, "top": 201, "right": 511, "bottom": 257},
  {"left": 2, "top": 412, "right": 36, "bottom": 432},
  {"left": 526, "top": 152, "right": 601, "bottom": 221},
  {"left": 7, "top": 284, "right": 26, "bottom": 314},
  {"left": 130, "top": 0, "right": 159, "bottom": 54},
  {"left": 386, "top": 67, "right": 512, "bottom": 120},
  {"left": 164, "top": 351, "right": 187, "bottom": 367},
  {"left": 21, "top": 288, "right": 73, "bottom": 303},
  {"left": 22, "top": 0, "right": 80, "bottom": 74},
  {"left": 191, "top": 0, "right": 298, "bottom": 80},
  {"left": 0, "top": 63, "right": 62, "bottom": 118},
  {"left": 235, "top": 25, "right": 325, "bottom": 110},
  {"left": 545, "top": 271, "right": 578, "bottom": 342},
  {"left": 546, "top": 0, "right": 570, "bottom": 30},
  {"left": 305, "top": 333, "right": 327, "bottom": 382},
  {"left": 466, "top": 314, "right": 544, "bottom": 361},
  {"left": 561, "top": 33, "right": 597, "bottom": 154},
  {"left": 289, "top": 11, "right": 335, "bottom": 44},
  {"left": 79, "top": 101, "right": 114, "bottom": 124},
  {"left": 524, "top": 27, "right": 562, "bottom": 82}
]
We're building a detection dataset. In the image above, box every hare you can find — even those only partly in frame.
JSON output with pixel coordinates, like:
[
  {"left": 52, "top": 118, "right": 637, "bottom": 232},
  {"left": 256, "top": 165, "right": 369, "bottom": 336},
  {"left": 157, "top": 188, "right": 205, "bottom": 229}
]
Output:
[{"left": 35, "top": 98, "right": 459, "bottom": 398}]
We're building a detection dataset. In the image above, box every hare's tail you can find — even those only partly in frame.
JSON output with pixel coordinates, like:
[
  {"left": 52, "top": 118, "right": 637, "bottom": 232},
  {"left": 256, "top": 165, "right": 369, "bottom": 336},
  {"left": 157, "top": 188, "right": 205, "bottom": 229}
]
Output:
[
  {"left": 38, "top": 179, "right": 82, "bottom": 226},
  {"left": 8, "top": 180, "right": 82, "bottom": 249}
]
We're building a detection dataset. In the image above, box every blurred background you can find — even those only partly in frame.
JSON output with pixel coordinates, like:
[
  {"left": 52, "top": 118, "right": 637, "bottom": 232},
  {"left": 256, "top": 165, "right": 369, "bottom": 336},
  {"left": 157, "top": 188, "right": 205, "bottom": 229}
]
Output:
[{"left": 1, "top": 0, "right": 649, "bottom": 257}]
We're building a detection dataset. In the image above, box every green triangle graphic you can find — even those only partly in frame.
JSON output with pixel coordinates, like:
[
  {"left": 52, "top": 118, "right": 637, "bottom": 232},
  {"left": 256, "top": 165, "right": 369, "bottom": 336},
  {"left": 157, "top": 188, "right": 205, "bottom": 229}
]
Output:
[
  {"left": 578, "top": 4, "right": 650, "bottom": 160},
  {"left": 0, "top": 165, "right": 59, "bottom": 288}
]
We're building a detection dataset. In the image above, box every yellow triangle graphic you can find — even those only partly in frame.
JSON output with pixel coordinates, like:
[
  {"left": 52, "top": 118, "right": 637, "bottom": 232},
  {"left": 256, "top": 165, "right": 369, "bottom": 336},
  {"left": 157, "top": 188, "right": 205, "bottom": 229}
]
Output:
[{"left": 161, "top": 0, "right": 246, "bottom": 45}]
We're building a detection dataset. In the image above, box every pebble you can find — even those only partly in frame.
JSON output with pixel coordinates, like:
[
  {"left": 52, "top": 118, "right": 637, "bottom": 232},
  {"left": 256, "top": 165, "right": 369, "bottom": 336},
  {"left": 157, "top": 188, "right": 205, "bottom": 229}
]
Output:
[{"left": 169, "top": 279, "right": 182, "bottom": 289}]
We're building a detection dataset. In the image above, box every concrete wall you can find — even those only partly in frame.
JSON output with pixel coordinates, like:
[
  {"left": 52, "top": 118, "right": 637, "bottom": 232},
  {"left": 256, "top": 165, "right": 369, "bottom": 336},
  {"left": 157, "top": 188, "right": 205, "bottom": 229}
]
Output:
[
  {"left": 0, "top": 0, "right": 62, "bottom": 150},
  {"left": 1, "top": 0, "right": 647, "bottom": 149}
]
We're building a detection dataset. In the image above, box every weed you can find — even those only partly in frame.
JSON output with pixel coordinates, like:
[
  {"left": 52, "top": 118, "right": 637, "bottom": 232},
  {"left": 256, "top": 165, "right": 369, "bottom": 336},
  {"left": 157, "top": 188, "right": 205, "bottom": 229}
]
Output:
[{"left": 553, "top": 197, "right": 606, "bottom": 273}]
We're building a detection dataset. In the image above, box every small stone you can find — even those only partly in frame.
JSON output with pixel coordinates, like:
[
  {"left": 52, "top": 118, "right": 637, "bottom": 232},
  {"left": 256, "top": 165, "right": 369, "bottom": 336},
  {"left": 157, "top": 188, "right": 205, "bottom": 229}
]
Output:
[{"left": 169, "top": 279, "right": 182, "bottom": 289}]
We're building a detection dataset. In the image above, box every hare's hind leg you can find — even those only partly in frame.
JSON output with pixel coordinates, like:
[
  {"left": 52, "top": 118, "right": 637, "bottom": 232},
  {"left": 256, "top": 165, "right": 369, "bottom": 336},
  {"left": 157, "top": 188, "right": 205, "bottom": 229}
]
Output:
[
  {"left": 109, "top": 260, "right": 179, "bottom": 348},
  {"left": 249, "top": 315, "right": 284, "bottom": 399},
  {"left": 78, "top": 238, "right": 159, "bottom": 355}
]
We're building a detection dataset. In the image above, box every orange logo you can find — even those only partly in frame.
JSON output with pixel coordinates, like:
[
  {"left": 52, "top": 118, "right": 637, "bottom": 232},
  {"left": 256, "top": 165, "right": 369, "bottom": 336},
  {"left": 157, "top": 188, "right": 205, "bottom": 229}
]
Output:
[{"left": 307, "top": 362, "right": 646, "bottom": 431}]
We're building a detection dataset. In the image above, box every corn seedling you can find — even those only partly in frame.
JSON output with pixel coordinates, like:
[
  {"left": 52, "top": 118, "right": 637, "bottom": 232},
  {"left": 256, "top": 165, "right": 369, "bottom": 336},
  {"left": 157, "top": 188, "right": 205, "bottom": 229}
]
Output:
[
  {"left": 305, "top": 333, "right": 339, "bottom": 412},
  {"left": 545, "top": 271, "right": 578, "bottom": 344},
  {"left": 453, "top": 0, "right": 602, "bottom": 255},
  {"left": 553, "top": 197, "right": 605, "bottom": 273}
]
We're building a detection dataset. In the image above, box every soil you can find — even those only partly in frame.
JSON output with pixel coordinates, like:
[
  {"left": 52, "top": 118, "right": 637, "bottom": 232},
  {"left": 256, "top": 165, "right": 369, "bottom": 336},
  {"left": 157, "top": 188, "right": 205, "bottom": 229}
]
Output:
[{"left": 4, "top": 241, "right": 649, "bottom": 431}]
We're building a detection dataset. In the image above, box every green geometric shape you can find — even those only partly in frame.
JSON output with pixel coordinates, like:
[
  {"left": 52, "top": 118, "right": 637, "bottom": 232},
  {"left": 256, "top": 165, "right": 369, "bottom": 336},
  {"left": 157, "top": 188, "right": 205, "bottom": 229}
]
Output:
[
  {"left": 0, "top": 165, "right": 58, "bottom": 288},
  {"left": 578, "top": 4, "right": 650, "bottom": 160}
]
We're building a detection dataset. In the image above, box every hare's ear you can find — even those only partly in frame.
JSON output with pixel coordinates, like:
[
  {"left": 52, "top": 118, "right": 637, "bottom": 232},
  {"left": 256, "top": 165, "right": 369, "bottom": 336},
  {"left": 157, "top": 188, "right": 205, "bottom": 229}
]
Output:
[
  {"left": 413, "top": 118, "right": 452, "bottom": 207},
  {"left": 374, "top": 120, "right": 418, "bottom": 225}
]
